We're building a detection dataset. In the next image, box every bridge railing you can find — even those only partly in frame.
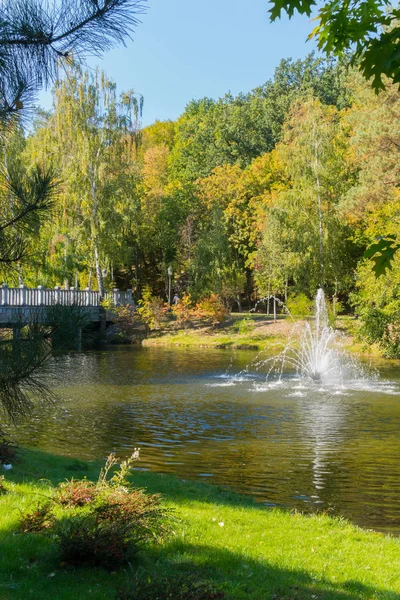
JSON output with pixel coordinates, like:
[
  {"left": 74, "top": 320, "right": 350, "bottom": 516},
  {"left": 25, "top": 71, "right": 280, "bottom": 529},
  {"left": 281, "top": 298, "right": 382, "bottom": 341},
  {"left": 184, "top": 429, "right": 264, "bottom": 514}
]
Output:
[{"left": 0, "top": 285, "right": 134, "bottom": 307}]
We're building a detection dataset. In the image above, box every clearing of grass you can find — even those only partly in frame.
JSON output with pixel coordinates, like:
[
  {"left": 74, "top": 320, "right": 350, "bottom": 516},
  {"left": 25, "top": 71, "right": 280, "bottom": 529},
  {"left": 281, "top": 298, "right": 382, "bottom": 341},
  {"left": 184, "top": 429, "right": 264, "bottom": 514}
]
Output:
[
  {"left": 141, "top": 313, "right": 385, "bottom": 360},
  {"left": 143, "top": 314, "right": 299, "bottom": 351},
  {"left": 0, "top": 449, "right": 399, "bottom": 599}
]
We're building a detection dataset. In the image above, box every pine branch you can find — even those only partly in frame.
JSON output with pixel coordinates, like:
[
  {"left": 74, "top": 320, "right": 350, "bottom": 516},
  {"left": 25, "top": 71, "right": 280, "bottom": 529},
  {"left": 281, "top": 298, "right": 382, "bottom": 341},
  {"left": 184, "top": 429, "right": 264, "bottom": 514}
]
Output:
[
  {"left": 0, "top": 164, "right": 58, "bottom": 232},
  {"left": 0, "top": 0, "right": 147, "bottom": 120}
]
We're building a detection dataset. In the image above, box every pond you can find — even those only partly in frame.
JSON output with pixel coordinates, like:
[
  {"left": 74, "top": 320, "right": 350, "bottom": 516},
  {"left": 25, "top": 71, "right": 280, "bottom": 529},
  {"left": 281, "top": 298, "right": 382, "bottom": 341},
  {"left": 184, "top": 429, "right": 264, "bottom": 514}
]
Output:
[{"left": 8, "top": 345, "right": 400, "bottom": 534}]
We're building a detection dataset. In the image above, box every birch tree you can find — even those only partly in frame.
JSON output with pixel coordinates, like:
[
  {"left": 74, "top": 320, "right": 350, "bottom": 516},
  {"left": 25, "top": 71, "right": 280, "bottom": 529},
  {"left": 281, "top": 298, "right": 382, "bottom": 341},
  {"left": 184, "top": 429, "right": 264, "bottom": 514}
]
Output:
[{"left": 44, "top": 66, "right": 142, "bottom": 294}]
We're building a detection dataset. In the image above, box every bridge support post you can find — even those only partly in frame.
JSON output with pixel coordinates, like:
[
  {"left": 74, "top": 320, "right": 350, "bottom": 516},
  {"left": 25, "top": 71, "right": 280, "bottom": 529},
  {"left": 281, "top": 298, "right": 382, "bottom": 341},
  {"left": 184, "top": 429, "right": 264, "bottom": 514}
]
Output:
[
  {"left": 100, "top": 307, "right": 107, "bottom": 341},
  {"left": 38, "top": 285, "right": 44, "bottom": 306},
  {"left": 19, "top": 284, "right": 26, "bottom": 306},
  {"left": 12, "top": 325, "right": 21, "bottom": 352},
  {"left": 76, "top": 327, "right": 82, "bottom": 352},
  {"left": 1, "top": 284, "right": 8, "bottom": 306}
]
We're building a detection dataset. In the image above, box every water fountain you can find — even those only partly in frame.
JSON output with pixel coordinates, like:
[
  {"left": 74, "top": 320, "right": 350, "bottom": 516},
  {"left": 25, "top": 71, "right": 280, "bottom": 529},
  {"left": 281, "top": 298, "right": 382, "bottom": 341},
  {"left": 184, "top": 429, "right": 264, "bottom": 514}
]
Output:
[
  {"left": 277, "top": 288, "right": 343, "bottom": 383},
  {"left": 258, "top": 288, "right": 358, "bottom": 386}
]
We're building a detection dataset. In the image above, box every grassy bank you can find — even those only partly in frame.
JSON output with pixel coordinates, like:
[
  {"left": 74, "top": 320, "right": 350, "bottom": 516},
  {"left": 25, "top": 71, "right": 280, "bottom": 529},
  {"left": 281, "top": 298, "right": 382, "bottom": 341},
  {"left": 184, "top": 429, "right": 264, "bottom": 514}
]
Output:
[
  {"left": 1, "top": 449, "right": 399, "bottom": 599},
  {"left": 142, "top": 313, "right": 379, "bottom": 357},
  {"left": 143, "top": 314, "right": 294, "bottom": 351}
]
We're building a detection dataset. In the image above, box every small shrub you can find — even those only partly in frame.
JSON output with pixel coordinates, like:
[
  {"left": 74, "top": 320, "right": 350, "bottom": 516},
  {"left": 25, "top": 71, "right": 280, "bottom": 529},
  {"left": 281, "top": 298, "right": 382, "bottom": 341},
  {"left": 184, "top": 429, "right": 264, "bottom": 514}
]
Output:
[
  {"left": 232, "top": 317, "right": 255, "bottom": 335},
  {"left": 20, "top": 453, "right": 172, "bottom": 570},
  {"left": 55, "top": 479, "right": 97, "bottom": 507},
  {"left": 286, "top": 293, "right": 313, "bottom": 317},
  {"left": 55, "top": 489, "right": 169, "bottom": 569},
  {"left": 172, "top": 292, "right": 194, "bottom": 328},
  {"left": 136, "top": 286, "right": 167, "bottom": 332},
  {"left": 20, "top": 503, "right": 55, "bottom": 533},
  {"left": 56, "top": 513, "right": 133, "bottom": 569},
  {"left": 0, "top": 475, "right": 6, "bottom": 495},
  {"left": 0, "top": 436, "right": 17, "bottom": 465},
  {"left": 115, "top": 573, "right": 226, "bottom": 600},
  {"left": 195, "top": 294, "right": 229, "bottom": 326},
  {"left": 115, "top": 305, "right": 138, "bottom": 335},
  {"left": 100, "top": 297, "right": 114, "bottom": 311},
  {"left": 358, "top": 306, "right": 400, "bottom": 358}
]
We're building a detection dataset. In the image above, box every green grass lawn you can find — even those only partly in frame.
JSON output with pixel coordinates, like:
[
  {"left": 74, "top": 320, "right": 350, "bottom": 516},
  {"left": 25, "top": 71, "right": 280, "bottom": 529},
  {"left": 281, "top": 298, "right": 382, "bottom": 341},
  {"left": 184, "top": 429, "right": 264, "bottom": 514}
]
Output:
[
  {"left": 0, "top": 449, "right": 399, "bottom": 599},
  {"left": 142, "top": 314, "right": 289, "bottom": 351}
]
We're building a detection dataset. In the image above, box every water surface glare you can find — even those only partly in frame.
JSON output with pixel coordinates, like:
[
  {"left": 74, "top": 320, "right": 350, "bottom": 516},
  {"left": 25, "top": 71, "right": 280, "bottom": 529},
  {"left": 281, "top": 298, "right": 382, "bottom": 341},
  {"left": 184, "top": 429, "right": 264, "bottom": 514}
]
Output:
[{"left": 9, "top": 346, "right": 400, "bottom": 534}]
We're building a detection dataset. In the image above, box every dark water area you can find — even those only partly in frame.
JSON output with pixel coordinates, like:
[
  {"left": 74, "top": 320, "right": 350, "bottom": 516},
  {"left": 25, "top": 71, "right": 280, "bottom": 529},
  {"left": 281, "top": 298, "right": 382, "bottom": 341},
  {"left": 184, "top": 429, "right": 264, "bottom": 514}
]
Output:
[{"left": 8, "top": 346, "right": 400, "bottom": 534}]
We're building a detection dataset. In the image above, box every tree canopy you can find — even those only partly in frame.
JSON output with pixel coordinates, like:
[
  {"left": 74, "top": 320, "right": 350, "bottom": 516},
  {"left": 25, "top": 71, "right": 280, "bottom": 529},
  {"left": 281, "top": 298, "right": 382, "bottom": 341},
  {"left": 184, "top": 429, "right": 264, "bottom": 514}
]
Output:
[
  {"left": 268, "top": 0, "right": 400, "bottom": 92},
  {"left": 0, "top": 0, "right": 146, "bottom": 420}
]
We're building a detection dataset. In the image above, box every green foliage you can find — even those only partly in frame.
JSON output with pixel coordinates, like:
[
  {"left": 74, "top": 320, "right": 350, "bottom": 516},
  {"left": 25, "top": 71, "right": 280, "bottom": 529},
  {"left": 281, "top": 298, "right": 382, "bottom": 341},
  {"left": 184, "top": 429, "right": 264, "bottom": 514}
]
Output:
[
  {"left": 170, "top": 55, "right": 349, "bottom": 185},
  {"left": 269, "top": 0, "right": 400, "bottom": 92},
  {"left": 351, "top": 249, "right": 400, "bottom": 357},
  {"left": 136, "top": 287, "right": 166, "bottom": 331},
  {"left": 8, "top": 46, "right": 400, "bottom": 357},
  {"left": 231, "top": 317, "right": 255, "bottom": 335},
  {"left": 253, "top": 97, "right": 357, "bottom": 298},
  {"left": 20, "top": 503, "right": 55, "bottom": 533},
  {"left": 0, "top": 0, "right": 146, "bottom": 123},
  {"left": 364, "top": 235, "right": 400, "bottom": 276},
  {"left": 286, "top": 293, "right": 314, "bottom": 317},
  {"left": 0, "top": 0, "right": 145, "bottom": 423},
  {"left": 20, "top": 453, "right": 172, "bottom": 570},
  {"left": 358, "top": 306, "right": 400, "bottom": 358}
]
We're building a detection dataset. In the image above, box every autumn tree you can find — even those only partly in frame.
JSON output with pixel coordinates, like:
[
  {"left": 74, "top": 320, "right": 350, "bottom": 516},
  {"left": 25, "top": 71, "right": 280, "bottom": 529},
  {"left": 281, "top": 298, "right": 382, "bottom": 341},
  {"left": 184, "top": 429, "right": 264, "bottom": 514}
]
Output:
[{"left": 254, "top": 98, "right": 357, "bottom": 298}]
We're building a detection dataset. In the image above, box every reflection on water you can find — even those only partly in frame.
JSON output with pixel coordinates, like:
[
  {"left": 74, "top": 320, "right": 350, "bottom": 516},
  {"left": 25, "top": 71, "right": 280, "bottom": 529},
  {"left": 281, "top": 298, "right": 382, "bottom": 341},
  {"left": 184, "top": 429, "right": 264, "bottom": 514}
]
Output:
[{"left": 7, "top": 346, "right": 400, "bottom": 534}]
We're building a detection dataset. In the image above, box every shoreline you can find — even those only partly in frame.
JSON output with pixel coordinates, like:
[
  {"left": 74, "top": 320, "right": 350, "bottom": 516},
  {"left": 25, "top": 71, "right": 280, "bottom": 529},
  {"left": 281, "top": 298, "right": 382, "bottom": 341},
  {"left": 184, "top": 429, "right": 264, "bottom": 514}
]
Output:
[
  {"left": 1, "top": 448, "right": 400, "bottom": 599},
  {"left": 137, "top": 314, "right": 387, "bottom": 359}
]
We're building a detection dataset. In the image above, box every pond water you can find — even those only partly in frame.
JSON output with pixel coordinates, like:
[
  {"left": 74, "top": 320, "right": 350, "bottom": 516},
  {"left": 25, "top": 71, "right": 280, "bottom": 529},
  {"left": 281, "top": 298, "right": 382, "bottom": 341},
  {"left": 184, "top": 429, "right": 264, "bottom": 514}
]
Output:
[{"left": 8, "top": 346, "right": 400, "bottom": 534}]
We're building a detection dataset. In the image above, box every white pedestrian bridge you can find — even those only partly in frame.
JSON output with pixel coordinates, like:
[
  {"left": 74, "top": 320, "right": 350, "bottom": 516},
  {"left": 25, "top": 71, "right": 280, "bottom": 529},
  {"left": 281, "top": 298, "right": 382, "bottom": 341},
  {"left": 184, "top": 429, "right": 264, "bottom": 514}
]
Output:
[{"left": 0, "top": 284, "right": 134, "bottom": 325}]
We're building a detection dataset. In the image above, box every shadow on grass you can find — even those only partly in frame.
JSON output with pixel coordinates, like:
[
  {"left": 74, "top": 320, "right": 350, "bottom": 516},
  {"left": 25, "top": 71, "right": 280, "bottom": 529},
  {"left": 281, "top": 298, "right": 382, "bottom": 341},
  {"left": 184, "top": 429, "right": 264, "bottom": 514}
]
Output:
[
  {"left": 140, "top": 540, "right": 400, "bottom": 600},
  {"left": 1, "top": 449, "right": 400, "bottom": 599}
]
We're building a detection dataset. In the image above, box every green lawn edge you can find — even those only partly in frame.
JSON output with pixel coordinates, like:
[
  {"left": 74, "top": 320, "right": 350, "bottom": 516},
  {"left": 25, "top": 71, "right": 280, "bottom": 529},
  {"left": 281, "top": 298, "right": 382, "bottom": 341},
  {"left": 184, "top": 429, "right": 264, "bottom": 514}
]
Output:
[
  {"left": 0, "top": 448, "right": 399, "bottom": 599},
  {"left": 140, "top": 315, "right": 382, "bottom": 357}
]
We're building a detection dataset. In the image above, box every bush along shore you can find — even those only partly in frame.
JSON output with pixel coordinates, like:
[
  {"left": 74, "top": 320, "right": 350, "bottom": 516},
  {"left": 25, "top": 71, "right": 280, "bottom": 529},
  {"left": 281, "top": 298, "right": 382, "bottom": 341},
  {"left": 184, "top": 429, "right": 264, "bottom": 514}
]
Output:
[
  {"left": 102, "top": 290, "right": 390, "bottom": 356},
  {"left": 0, "top": 448, "right": 399, "bottom": 599},
  {"left": 106, "top": 305, "right": 383, "bottom": 360}
]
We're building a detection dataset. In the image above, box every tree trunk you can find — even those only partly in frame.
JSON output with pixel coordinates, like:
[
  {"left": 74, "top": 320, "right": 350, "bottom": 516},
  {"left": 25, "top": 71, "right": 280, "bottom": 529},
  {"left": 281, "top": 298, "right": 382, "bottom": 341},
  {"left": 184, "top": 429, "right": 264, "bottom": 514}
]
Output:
[
  {"left": 94, "top": 240, "right": 104, "bottom": 296},
  {"left": 236, "top": 294, "right": 242, "bottom": 313},
  {"left": 313, "top": 120, "right": 324, "bottom": 288}
]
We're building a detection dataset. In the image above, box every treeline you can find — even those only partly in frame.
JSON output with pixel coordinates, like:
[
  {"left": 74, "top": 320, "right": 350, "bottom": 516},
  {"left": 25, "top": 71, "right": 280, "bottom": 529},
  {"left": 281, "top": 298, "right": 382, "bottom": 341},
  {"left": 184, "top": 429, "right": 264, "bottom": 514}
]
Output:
[{"left": 5, "top": 54, "right": 400, "bottom": 355}]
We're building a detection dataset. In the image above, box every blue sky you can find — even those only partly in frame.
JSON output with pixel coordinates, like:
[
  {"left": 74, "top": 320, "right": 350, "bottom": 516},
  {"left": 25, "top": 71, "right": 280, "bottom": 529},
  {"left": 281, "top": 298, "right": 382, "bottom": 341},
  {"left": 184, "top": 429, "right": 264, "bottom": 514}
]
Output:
[{"left": 39, "top": 0, "right": 318, "bottom": 126}]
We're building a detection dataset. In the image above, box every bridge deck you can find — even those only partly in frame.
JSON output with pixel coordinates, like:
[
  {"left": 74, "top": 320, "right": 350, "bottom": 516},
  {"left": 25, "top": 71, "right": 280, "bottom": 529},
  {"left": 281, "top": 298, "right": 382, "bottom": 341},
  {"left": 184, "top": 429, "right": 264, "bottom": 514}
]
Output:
[{"left": 0, "top": 285, "right": 134, "bottom": 325}]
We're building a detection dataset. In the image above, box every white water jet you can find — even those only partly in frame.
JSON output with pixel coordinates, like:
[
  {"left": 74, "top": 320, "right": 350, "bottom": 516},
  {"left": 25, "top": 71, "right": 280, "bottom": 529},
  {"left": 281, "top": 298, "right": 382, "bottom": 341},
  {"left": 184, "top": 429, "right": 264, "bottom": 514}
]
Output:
[
  {"left": 293, "top": 288, "right": 340, "bottom": 382},
  {"left": 267, "top": 288, "right": 354, "bottom": 385}
]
